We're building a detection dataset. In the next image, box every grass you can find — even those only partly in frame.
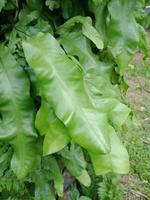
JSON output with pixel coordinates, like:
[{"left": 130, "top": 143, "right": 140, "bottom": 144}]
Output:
[{"left": 122, "top": 53, "right": 150, "bottom": 200}]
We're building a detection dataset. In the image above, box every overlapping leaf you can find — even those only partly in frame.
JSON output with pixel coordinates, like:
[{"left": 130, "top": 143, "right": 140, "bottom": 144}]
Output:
[
  {"left": 0, "top": 0, "right": 148, "bottom": 198},
  {"left": 35, "top": 100, "right": 69, "bottom": 155},
  {"left": 23, "top": 32, "right": 110, "bottom": 155},
  {"left": 57, "top": 16, "right": 104, "bottom": 71},
  {"left": 34, "top": 171, "right": 56, "bottom": 200},
  {"left": 84, "top": 69, "right": 130, "bottom": 174},
  {"left": 107, "top": 0, "right": 140, "bottom": 73},
  {"left": 0, "top": 0, "right": 7, "bottom": 12},
  {"left": 23, "top": 32, "right": 130, "bottom": 176},
  {"left": 48, "top": 156, "right": 64, "bottom": 197},
  {"left": 84, "top": 68, "right": 131, "bottom": 127},
  {"left": 58, "top": 16, "right": 104, "bottom": 50},
  {"left": 90, "top": 127, "right": 129, "bottom": 175},
  {"left": 0, "top": 45, "right": 39, "bottom": 178},
  {"left": 60, "top": 145, "right": 91, "bottom": 187},
  {"left": 89, "top": 0, "right": 109, "bottom": 44}
]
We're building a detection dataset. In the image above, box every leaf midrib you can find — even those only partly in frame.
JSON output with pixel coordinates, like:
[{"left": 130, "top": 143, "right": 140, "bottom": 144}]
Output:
[{"left": 32, "top": 45, "right": 109, "bottom": 153}]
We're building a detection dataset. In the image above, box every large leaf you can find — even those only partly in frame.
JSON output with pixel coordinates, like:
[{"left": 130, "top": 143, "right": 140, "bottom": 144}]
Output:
[
  {"left": 90, "top": 127, "right": 129, "bottom": 175},
  {"left": 84, "top": 69, "right": 130, "bottom": 174},
  {"left": 0, "top": 45, "right": 39, "bottom": 178},
  {"left": 107, "top": 0, "right": 140, "bottom": 73},
  {"left": 35, "top": 100, "right": 70, "bottom": 155},
  {"left": 23, "top": 32, "right": 110, "bottom": 154}
]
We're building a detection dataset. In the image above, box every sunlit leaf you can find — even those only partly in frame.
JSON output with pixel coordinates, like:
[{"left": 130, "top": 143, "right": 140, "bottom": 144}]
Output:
[
  {"left": 23, "top": 33, "right": 110, "bottom": 154},
  {"left": 90, "top": 127, "right": 129, "bottom": 175}
]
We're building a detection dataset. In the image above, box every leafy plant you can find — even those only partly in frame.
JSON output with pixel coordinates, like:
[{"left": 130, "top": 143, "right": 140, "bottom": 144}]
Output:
[
  {"left": 97, "top": 173, "right": 123, "bottom": 200},
  {"left": 0, "top": 0, "right": 149, "bottom": 199}
]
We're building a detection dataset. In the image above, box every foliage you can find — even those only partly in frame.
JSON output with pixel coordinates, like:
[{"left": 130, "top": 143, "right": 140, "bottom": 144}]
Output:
[
  {"left": 123, "top": 60, "right": 150, "bottom": 199},
  {"left": 0, "top": 0, "right": 149, "bottom": 199},
  {"left": 97, "top": 173, "right": 123, "bottom": 200}
]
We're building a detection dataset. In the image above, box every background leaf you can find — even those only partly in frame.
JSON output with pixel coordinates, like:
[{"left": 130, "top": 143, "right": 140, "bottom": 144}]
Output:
[
  {"left": 60, "top": 145, "right": 91, "bottom": 187},
  {"left": 0, "top": 0, "right": 7, "bottom": 12},
  {"left": 0, "top": 45, "right": 39, "bottom": 178}
]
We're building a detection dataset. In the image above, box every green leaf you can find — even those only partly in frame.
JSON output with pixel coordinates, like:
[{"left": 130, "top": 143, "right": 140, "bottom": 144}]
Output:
[
  {"left": 46, "top": 0, "right": 60, "bottom": 11},
  {"left": 35, "top": 100, "right": 53, "bottom": 136},
  {"left": 58, "top": 17, "right": 111, "bottom": 73},
  {"left": 23, "top": 32, "right": 110, "bottom": 154},
  {"left": 35, "top": 100, "right": 70, "bottom": 155},
  {"left": 84, "top": 68, "right": 131, "bottom": 127},
  {"left": 0, "top": 0, "right": 7, "bottom": 12},
  {"left": 3, "top": 0, "right": 16, "bottom": 10},
  {"left": 91, "top": 0, "right": 103, "bottom": 5},
  {"left": 69, "top": 186, "right": 80, "bottom": 200},
  {"left": 90, "top": 127, "right": 129, "bottom": 175},
  {"left": 26, "top": 0, "right": 43, "bottom": 10},
  {"left": 80, "top": 196, "right": 92, "bottom": 200},
  {"left": 17, "top": 8, "right": 40, "bottom": 28},
  {"left": 60, "top": 145, "right": 91, "bottom": 187},
  {"left": 138, "top": 24, "right": 149, "bottom": 58},
  {"left": 58, "top": 16, "right": 104, "bottom": 50},
  {"left": 35, "top": 171, "right": 56, "bottom": 200},
  {"left": 48, "top": 156, "right": 64, "bottom": 197},
  {"left": 58, "top": 28, "right": 101, "bottom": 71},
  {"left": 83, "top": 68, "right": 130, "bottom": 174},
  {"left": 0, "top": 45, "right": 39, "bottom": 179},
  {"left": 61, "top": 0, "right": 84, "bottom": 20},
  {"left": 89, "top": 0, "right": 108, "bottom": 44},
  {"left": 26, "top": 18, "right": 53, "bottom": 36},
  {"left": 107, "top": 0, "right": 140, "bottom": 73}
]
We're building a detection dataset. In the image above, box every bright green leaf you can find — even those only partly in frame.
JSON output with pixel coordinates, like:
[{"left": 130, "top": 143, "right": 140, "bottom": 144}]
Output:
[
  {"left": 23, "top": 32, "right": 110, "bottom": 154},
  {"left": 90, "top": 127, "right": 129, "bottom": 175},
  {"left": 36, "top": 100, "right": 70, "bottom": 155}
]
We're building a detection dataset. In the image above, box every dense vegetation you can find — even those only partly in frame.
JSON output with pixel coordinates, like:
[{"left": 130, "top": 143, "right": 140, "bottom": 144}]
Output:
[{"left": 0, "top": 0, "right": 149, "bottom": 199}]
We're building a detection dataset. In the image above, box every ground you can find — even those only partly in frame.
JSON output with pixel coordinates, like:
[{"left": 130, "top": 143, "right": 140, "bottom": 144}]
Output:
[{"left": 122, "top": 33, "right": 150, "bottom": 200}]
